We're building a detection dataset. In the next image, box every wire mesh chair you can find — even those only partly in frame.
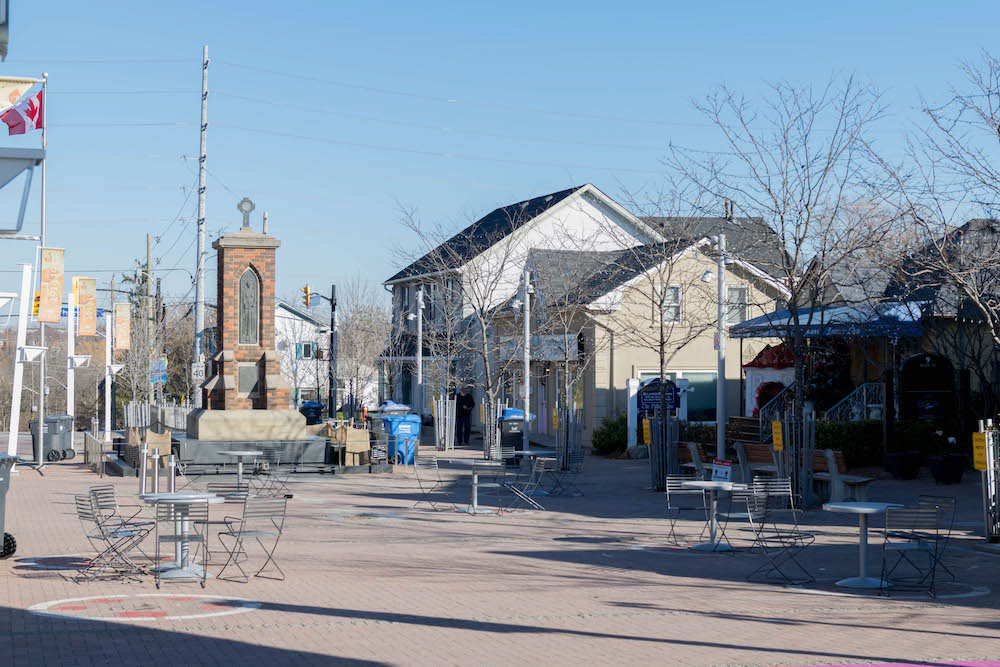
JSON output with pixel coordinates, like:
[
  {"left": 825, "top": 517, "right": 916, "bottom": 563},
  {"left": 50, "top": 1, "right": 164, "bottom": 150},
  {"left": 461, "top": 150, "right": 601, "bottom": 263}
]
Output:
[
  {"left": 664, "top": 475, "right": 709, "bottom": 545},
  {"left": 916, "top": 495, "right": 956, "bottom": 581},
  {"left": 880, "top": 507, "right": 940, "bottom": 597},
  {"left": 505, "top": 457, "right": 551, "bottom": 511},
  {"left": 154, "top": 499, "right": 210, "bottom": 589},
  {"left": 716, "top": 489, "right": 769, "bottom": 552},
  {"left": 413, "top": 457, "right": 455, "bottom": 511},
  {"left": 217, "top": 495, "right": 290, "bottom": 582},
  {"left": 90, "top": 485, "right": 155, "bottom": 563},
  {"left": 752, "top": 476, "right": 802, "bottom": 530},
  {"left": 251, "top": 448, "right": 292, "bottom": 496},
  {"left": 473, "top": 460, "right": 506, "bottom": 515},
  {"left": 75, "top": 493, "right": 148, "bottom": 582},
  {"left": 547, "top": 450, "right": 585, "bottom": 497}
]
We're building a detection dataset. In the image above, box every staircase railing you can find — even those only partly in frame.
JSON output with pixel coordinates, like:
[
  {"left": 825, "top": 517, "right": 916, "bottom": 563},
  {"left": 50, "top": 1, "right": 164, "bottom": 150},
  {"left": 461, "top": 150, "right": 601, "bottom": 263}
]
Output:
[
  {"left": 759, "top": 383, "right": 794, "bottom": 442},
  {"left": 824, "top": 382, "right": 885, "bottom": 422}
]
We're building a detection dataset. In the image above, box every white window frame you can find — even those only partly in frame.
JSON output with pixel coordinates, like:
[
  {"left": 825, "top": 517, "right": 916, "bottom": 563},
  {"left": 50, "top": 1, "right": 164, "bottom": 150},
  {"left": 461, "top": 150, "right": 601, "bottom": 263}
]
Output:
[
  {"left": 661, "top": 284, "right": 681, "bottom": 324},
  {"left": 726, "top": 285, "right": 748, "bottom": 326}
]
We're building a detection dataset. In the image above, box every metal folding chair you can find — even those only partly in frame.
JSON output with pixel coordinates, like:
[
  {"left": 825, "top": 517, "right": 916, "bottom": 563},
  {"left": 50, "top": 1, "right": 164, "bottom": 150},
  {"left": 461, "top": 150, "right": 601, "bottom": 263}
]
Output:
[
  {"left": 664, "top": 475, "right": 709, "bottom": 545},
  {"left": 547, "top": 450, "right": 584, "bottom": 497},
  {"left": 413, "top": 457, "right": 454, "bottom": 511},
  {"left": 716, "top": 489, "right": 769, "bottom": 552},
  {"left": 217, "top": 495, "right": 290, "bottom": 582},
  {"left": 90, "top": 485, "right": 155, "bottom": 563},
  {"left": 75, "top": 494, "right": 148, "bottom": 582},
  {"left": 154, "top": 499, "right": 209, "bottom": 589},
  {"left": 505, "top": 458, "right": 550, "bottom": 511},
  {"left": 881, "top": 507, "right": 940, "bottom": 597},
  {"left": 752, "top": 476, "right": 802, "bottom": 530},
  {"left": 251, "top": 448, "right": 292, "bottom": 496},
  {"left": 473, "top": 460, "right": 506, "bottom": 515},
  {"left": 917, "top": 495, "right": 956, "bottom": 581}
]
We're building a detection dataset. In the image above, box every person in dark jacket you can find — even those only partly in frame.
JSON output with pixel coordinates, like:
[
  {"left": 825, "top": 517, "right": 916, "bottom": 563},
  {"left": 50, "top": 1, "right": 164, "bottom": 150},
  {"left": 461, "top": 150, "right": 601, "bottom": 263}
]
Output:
[{"left": 455, "top": 386, "right": 475, "bottom": 446}]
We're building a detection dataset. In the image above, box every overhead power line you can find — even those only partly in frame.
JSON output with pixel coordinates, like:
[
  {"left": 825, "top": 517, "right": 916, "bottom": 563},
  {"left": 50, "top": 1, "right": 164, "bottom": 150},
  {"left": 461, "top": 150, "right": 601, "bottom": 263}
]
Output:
[{"left": 214, "top": 123, "right": 664, "bottom": 175}]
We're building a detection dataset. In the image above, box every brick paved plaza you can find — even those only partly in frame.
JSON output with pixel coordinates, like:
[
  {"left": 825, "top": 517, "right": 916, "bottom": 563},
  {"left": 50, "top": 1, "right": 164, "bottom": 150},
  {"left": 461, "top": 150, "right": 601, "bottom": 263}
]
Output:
[{"left": 2, "top": 440, "right": 999, "bottom": 666}]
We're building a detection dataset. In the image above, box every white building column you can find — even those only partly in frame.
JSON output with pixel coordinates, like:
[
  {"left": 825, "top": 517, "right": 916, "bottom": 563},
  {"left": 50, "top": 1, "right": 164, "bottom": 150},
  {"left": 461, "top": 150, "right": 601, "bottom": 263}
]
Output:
[{"left": 626, "top": 378, "right": 640, "bottom": 450}]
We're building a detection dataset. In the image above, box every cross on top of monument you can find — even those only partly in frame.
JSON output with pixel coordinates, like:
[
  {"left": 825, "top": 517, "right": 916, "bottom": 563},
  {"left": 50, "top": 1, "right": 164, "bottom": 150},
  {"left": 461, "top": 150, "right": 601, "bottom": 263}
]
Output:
[{"left": 237, "top": 197, "right": 255, "bottom": 229}]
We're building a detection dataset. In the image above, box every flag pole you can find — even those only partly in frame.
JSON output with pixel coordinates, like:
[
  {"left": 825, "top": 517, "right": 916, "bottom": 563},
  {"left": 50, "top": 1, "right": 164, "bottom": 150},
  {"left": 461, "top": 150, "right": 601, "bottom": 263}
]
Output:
[{"left": 36, "top": 72, "right": 47, "bottom": 468}]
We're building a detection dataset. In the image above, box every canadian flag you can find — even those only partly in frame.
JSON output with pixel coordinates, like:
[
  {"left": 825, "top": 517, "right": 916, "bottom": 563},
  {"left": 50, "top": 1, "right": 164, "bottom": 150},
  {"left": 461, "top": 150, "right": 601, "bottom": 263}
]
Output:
[{"left": 2, "top": 88, "right": 43, "bottom": 135}]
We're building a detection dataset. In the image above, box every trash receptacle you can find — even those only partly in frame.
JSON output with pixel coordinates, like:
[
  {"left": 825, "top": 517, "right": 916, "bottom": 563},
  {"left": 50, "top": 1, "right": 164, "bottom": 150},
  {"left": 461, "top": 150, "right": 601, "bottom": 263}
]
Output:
[
  {"left": 298, "top": 400, "right": 324, "bottom": 425},
  {"left": 378, "top": 401, "right": 411, "bottom": 416},
  {"left": 0, "top": 453, "right": 16, "bottom": 558},
  {"left": 380, "top": 413, "right": 421, "bottom": 465},
  {"left": 499, "top": 408, "right": 533, "bottom": 465},
  {"left": 30, "top": 415, "right": 73, "bottom": 463}
]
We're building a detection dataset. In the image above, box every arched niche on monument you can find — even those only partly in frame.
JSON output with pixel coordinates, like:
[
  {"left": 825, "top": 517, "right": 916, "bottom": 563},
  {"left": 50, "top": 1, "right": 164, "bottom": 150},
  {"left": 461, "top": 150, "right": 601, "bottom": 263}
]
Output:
[{"left": 239, "top": 267, "right": 261, "bottom": 346}]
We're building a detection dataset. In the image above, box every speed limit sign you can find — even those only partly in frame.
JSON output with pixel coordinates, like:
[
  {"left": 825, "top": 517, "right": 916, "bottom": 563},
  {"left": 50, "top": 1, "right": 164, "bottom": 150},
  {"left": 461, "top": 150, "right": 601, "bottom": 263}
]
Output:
[{"left": 191, "top": 362, "right": 206, "bottom": 382}]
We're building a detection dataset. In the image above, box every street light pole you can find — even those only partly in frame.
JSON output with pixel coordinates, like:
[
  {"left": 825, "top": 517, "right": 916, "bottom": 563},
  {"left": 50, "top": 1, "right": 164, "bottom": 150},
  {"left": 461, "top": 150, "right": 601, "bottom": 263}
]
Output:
[
  {"left": 716, "top": 199, "right": 733, "bottom": 461},
  {"left": 328, "top": 284, "right": 337, "bottom": 419},
  {"left": 416, "top": 286, "right": 423, "bottom": 419},
  {"left": 522, "top": 269, "right": 532, "bottom": 455}
]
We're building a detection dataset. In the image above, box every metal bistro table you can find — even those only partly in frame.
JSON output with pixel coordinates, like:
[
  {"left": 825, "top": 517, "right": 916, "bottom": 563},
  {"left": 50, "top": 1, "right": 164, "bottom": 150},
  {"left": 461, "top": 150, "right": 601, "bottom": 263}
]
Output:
[
  {"left": 681, "top": 480, "right": 745, "bottom": 552},
  {"left": 446, "top": 459, "right": 505, "bottom": 515},
  {"left": 218, "top": 450, "right": 264, "bottom": 487},
  {"left": 823, "top": 501, "right": 902, "bottom": 589},
  {"left": 139, "top": 492, "right": 223, "bottom": 582}
]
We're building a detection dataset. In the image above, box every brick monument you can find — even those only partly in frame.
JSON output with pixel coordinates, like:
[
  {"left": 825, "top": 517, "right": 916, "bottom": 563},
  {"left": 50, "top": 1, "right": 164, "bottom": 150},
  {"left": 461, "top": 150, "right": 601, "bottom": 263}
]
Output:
[{"left": 186, "top": 198, "right": 306, "bottom": 440}]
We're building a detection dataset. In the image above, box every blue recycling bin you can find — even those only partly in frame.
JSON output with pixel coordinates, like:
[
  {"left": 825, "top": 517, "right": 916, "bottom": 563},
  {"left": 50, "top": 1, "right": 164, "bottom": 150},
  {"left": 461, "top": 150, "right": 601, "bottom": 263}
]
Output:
[
  {"left": 380, "top": 413, "right": 421, "bottom": 465},
  {"left": 498, "top": 408, "right": 534, "bottom": 465}
]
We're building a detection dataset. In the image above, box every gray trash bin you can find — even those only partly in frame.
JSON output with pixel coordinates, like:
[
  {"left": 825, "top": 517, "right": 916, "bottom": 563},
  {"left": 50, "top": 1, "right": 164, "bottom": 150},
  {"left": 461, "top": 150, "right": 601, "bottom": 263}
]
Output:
[
  {"left": 30, "top": 415, "right": 75, "bottom": 462},
  {"left": 0, "top": 453, "right": 16, "bottom": 558}
]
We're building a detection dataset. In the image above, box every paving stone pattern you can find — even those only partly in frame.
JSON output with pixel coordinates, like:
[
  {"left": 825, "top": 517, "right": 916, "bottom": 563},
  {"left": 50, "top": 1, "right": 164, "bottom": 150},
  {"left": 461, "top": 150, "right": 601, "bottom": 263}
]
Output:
[{"left": 1, "top": 438, "right": 1000, "bottom": 666}]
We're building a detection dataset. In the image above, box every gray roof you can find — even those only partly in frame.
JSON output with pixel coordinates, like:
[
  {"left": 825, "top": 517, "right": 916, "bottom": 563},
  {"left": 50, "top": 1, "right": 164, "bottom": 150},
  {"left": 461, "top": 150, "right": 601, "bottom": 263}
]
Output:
[
  {"left": 643, "top": 216, "right": 788, "bottom": 280},
  {"left": 387, "top": 186, "right": 583, "bottom": 283}
]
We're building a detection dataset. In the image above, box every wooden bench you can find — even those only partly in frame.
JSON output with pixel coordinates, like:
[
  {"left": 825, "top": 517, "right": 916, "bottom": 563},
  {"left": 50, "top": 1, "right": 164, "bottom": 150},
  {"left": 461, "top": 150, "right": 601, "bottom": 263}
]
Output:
[
  {"left": 733, "top": 441, "right": 778, "bottom": 482},
  {"left": 813, "top": 449, "right": 874, "bottom": 502},
  {"left": 678, "top": 442, "right": 711, "bottom": 478}
]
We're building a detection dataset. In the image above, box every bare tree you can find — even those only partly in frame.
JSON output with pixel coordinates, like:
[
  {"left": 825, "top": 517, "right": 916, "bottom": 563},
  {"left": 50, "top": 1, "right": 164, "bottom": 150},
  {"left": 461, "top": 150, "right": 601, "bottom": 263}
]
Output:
[
  {"left": 337, "top": 275, "right": 392, "bottom": 417},
  {"left": 668, "top": 75, "right": 892, "bottom": 452}
]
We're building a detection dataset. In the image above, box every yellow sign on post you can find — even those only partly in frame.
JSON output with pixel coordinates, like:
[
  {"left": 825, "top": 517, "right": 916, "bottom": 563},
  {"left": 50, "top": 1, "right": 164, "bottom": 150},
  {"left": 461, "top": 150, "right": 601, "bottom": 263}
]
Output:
[
  {"left": 552, "top": 408, "right": 558, "bottom": 431},
  {"left": 642, "top": 418, "right": 651, "bottom": 445},
  {"left": 973, "top": 432, "right": 988, "bottom": 471},
  {"left": 771, "top": 420, "right": 784, "bottom": 451}
]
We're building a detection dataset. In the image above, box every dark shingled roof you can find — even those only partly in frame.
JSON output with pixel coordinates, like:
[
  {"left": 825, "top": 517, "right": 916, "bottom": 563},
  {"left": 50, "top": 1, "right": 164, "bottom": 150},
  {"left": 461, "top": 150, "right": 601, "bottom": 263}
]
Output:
[
  {"left": 643, "top": 216, "right": 788, "bottom": 280},
  {"left": 387, "top": 186, "right": 584, "bottom": 283},
  {"left": 524, "top": 242, "right": 689, "bottom": 308}
]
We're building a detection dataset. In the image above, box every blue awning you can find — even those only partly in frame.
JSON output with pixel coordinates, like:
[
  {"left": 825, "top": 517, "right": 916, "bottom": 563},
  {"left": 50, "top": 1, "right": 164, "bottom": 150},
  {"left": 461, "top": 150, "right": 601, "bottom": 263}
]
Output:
[{"left": 730, "top": 301, "right": 925, "bottom": 339}]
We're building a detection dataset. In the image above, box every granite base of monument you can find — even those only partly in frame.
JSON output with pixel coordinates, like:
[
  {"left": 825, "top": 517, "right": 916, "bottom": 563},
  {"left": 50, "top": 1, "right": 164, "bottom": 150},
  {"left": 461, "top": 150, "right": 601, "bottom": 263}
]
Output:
[
  {"left": 172, "top": 432, "right": 331, "bottom": 466},
  {"left": 186, "top": 408, "right": 307, "bottom": 441}
]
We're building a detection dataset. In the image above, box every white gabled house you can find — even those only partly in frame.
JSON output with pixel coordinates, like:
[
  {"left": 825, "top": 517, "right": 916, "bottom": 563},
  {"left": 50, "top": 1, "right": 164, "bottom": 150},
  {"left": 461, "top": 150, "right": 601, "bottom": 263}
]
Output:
[{"left": 274, "top": 300, "right": 330, "bottom": 408}]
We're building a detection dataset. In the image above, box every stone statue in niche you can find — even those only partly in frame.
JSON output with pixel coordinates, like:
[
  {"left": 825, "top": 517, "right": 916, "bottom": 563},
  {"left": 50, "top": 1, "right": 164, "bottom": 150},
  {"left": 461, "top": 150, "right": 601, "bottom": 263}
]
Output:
[{"left": 239, "top": 269, "right": 260, "bottom": 345}]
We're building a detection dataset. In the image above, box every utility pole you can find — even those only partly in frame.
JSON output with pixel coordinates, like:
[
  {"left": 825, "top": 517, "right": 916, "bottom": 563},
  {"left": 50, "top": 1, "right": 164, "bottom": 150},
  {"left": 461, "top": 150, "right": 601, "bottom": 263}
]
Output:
[
  {"left": 103, "top": 277, "right": 114, "bottom": 441},
  {"left": 155, "top": 277, "right": 162, "bottom": 403},
  {"left": 146, "top": 233, "right": 153, "bottom": 404},
  {"left": 66, "top": 285, "right": 75, "bottom": 419},
  {"left": 415, "top": 286, "right": 423, "bottom": 419},
  {"left": 328, "top": 284, "right": 337, "bottom": 420},
  {"left": 716, "top": 199, "right": 732, "bottom": 461},
  {"left": 522, "top": 269, "right": 532, "bottom": 454},
  {"left": 193, "top": 45, "right": 209, "bottom": 408}
]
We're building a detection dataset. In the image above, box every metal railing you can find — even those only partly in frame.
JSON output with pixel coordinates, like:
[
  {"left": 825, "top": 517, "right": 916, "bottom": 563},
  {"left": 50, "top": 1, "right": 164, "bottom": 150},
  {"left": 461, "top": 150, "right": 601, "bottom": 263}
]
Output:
[
  {"left": 824, "top": 383, "right": 884, "bottom": 422},
  {"left": 82, "top": 432, "right": 106, "bottom": 478},
  {"left": 982, "top": 422, "right": 1000, "bottom": 543},
  {"left": 433, "top": 396, "right": 456, "bottom": 451},
  {"left": 759, "top": 383, "right": 794, "bottom": 442}
]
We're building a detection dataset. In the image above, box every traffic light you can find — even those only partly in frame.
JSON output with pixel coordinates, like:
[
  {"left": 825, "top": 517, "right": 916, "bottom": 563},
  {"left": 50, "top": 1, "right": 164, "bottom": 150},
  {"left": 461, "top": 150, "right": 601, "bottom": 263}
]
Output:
[{"left": 301, "top": 285, "right": 311, "bottom": 309}]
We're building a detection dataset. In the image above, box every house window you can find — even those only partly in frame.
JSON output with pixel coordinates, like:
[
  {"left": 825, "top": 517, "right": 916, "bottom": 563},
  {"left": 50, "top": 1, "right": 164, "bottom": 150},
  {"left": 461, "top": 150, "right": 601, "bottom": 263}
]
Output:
[
  {"left": 727, "top": 286, "right": 748, "bottom": 325},
  {"left": 423, "top": 283, "right": 435, "bottom": 321},
  {"left": 296, "top": 342, "right": 317, "bottom": 359},
  {"left": 662, "top": 285, "right": 681, "bottom": 323}
]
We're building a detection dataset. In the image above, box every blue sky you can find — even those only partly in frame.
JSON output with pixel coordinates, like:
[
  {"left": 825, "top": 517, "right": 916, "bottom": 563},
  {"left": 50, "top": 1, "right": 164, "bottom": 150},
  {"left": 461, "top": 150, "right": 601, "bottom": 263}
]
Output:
[{"left": 0, "top": 0, "right": 996, "bottom": 308}]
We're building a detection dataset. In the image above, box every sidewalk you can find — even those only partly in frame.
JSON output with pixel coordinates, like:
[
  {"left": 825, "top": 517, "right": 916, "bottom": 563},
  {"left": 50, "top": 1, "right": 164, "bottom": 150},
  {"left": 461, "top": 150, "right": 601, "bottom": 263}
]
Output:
[{"left": 0, "top": 445, "right": 998, "bottom": 666}]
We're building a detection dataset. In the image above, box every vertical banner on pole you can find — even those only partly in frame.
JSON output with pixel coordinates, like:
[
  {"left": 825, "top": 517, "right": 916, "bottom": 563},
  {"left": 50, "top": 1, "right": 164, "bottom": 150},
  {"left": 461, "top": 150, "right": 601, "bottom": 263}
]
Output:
[
  {"left": 38, "top": 247, "right": 64, "bottom": 323},
  {"left": 77, "top": 277, "right": 97, "bottom": 336},
  {"left": 114, "top": 303, "right": 131, "bottom": 350}
]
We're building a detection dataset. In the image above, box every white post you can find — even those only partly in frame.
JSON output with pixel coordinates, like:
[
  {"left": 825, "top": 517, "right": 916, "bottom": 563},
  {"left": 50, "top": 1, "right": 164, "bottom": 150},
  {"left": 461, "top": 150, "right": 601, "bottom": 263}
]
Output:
[
  {"left": 193, "top": 45, "right": 209, "bottom": 409},
  {"left": 36, "top": 73, "right": 48, "bottom": 468},
  {"left": 66, "top": 288, "right": 75, "bottom": 419},
  {"left": 716, "top": 229, "right": 727, "bottom": 461},
  {"left": 416, "top": 286, "right": 423, "bottom": 418},
  {"left": 103, "top": 297, "right": 113, "bottom": 442},
  {"left": 626, "top": 379, "right": 639, "bottom": 451},
  {"left": 522, "top": 269, "right": 531, "bottom": 454},
  {"left": 6, "top": 264, "right": 33, "bottom": 456}
]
